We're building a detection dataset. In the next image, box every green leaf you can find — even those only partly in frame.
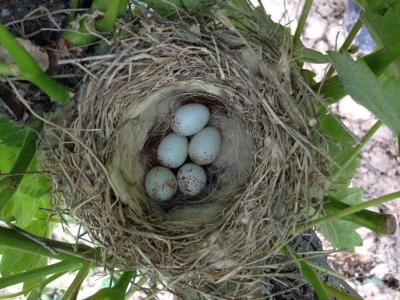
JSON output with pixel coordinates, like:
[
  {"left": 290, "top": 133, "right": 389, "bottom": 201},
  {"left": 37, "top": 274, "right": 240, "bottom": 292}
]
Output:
[
  {"left": 328, "top": 51, "right": 400, "bottom": 146},
  {"left": 361, "top": 3, "right": 400, "bottom": 76},
  {"left": 318, "top": 219, "right": 362, "bottom": 252},
  {"left": 320, "top": 114, "right": 360, "bottom": 185},
  {"left": 0, "top": 220, "right": 50, "bottom": 292},
  {"left": 296, "top": 47, "right": 330, "bottom": 64},
  {"left": 0, "top": 118, "right": 28, "bottom": 147},
  {"left": 354, "top": 0, "right": 395, "bottom": 12},
  {"left": 329, "top": 187, "right": 364, "bottom": 206},
  {"left": 318, "top": 188, "right": 364, "bottom": 253},
  {"left": 227, "top": 0, "right": 253, "bottom": 15},
  {"left": 0, "top": 145, "right": 52, "bottom": 227},
  {"left": 26, "top": 287, "right": 40, "bottom": 300},
  {"left": 0, "top": 120, "right": 43, "bottom": 214},
  {"left": 141, "top": 0, "right": 214, "bottom": 16}
]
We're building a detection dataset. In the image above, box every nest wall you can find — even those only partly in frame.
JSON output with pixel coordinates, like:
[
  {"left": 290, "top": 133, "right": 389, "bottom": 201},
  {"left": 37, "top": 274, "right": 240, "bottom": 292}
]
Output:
[{"left": 41, "top": 13, "right": 328, "bottom": 298}]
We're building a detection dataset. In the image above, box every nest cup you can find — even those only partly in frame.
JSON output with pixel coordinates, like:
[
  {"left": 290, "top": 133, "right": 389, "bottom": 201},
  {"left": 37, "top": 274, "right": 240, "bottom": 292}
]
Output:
[{"left": 41, "top": 7, "right": 328, "bottom": 299}]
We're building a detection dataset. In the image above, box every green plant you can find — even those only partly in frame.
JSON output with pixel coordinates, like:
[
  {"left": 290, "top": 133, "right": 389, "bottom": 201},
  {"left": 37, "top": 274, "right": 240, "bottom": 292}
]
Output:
[{"left": 0, "top": 0, "right": 400, "bottom": 299}]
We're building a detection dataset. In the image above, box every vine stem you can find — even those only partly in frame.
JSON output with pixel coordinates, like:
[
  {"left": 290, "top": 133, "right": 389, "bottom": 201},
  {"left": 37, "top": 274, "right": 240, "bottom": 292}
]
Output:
[
  {"left": 293, "top": 0, "right": 313, "bottom": 50},
  {"left": 296, "top": 191, "right": 400, "bottom": 233}
]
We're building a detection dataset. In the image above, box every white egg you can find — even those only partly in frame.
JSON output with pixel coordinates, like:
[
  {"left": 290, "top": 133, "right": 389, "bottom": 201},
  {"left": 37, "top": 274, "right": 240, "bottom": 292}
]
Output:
[
  {"left": 171, "top": 103, "right": 210, "bottom": 136},
  {"left": 157, "top": 133, "right": 188, "bottom": 168},
  {"left": 177, "top": 163, "right": 207, "bottom": 196},
  {"left": 145, "top": 166, "right": 177, "bottom": 201},
  {"left": 189, "top": 126, "right": 221, "bottom": 165}
]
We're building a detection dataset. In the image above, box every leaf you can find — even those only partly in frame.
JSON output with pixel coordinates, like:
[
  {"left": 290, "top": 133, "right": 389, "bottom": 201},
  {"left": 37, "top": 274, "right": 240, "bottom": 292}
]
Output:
[
  {"left": 141, "top": 0, "right": 214, "bottom": 16},
  {"left": 328, "top": 51, "right": 400, "bottom": 146},
  {"left": 0, "top": 220, "right": 50, "bottom": 292},
  {"left": 318, "top": 188, "right": 364, "bottom": 253},
  {"left": 26, "top": 288, "right": 40, "bottom": 300},
  {"left": 320, "top": 114, "right": 360, "bottom": 185},
  {"left": 318, "top": 219, "right": 362, "bottom": 253},
  {"left": 354, "top": 0, "right": 395, "bottom": 12},
  {"left": 0, "top": 118, "right": 28, "bottom": 147},
  {"left": 360, "top": 3, "right": 400, "bottom": 76},
  {"left": 228, "top": 0, "right": 253, "bottom": 15},
  {"left": 296, "top": 47, "right": 330, "bottom": 64},
  {"left": 329, "top": 187, "right": 364, "bottom": 206}
]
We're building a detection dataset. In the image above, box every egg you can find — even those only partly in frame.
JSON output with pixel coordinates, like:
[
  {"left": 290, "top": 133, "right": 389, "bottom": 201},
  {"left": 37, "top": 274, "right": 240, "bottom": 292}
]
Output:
[
  {"left": 157, "top": 133, "right": 188, "bottom": 168},
  {"left": 188, "top": 126, "right": 221, "bottom": 165},
  {"left": 145, "top": 166, "right": 177, "bottom": 201},
  {"left": 177, "top": 163, "right": 207, "bottom": 196},
  {"left": 171, "top": 103, "right": 210, "bottom": 136}
]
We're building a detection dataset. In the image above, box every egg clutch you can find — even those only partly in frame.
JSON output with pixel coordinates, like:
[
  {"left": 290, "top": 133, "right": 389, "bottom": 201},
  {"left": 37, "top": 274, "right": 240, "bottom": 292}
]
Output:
[{"left": 144, "top": 103, "right": 222, "bottom": 201}]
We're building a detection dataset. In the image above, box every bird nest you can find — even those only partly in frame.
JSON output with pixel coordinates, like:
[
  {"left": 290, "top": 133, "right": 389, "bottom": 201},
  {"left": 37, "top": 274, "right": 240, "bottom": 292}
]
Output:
[{"left": 41, "top": 5, "right": 332, "bottom": 299}]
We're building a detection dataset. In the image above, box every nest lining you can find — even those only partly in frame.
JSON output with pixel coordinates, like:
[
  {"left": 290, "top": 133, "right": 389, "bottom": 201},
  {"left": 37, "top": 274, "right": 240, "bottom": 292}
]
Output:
[{"left": 41, "top": 13, "right": 330, "bottom": 299}]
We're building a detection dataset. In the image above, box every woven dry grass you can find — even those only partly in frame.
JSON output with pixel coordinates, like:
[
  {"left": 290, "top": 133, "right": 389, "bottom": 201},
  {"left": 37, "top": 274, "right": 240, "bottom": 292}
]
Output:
[{"left": 40, "top": 2, "right": 333, "bottom": 298}]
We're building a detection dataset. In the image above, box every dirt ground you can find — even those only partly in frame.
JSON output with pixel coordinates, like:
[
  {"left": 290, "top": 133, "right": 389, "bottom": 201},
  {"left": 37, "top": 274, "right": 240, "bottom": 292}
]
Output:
[{"left": 263, "top": 0, "right": 400, "bottom": 298}]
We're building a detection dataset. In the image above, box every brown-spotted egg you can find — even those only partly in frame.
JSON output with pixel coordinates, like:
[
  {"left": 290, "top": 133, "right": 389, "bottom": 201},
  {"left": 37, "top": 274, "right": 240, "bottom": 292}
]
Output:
[
  {"left": 171, "top": 103, "right": 210, "bottom": 136},
  {"left": 145, "top": 166, "right": 177, "bottom": 201},
  {"left": 177, "top": 163, "right": 207, "bottom": 196},
  {"left": 157, "top": 133, "right": 188, "bottom": 168},
  {"left": 188, "top": 126, "right": 221, "bottom": 165}
]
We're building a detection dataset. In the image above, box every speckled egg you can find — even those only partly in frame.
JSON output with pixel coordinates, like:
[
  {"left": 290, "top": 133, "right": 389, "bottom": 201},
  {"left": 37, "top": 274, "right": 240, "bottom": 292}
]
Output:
[
  {"left": 171, "top": 103, "right": 210, "bottom": 136},
  {"left": 177, "top": 163, "right": 207, "bottom": 196},
  {"left": 145, "top": 166, "right": 177, "bottom": 201},
  {"left": 157, "top": 133, "right": 188, "bottom": 168},
  {"left": 188, "top": 126, "right": 221, "bottom": 165}
]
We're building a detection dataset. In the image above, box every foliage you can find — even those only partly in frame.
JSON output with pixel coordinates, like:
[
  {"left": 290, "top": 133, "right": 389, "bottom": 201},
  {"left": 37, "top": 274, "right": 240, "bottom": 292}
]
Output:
[{"left": 0, "top": 0, "right": 400, "bottom": 299}]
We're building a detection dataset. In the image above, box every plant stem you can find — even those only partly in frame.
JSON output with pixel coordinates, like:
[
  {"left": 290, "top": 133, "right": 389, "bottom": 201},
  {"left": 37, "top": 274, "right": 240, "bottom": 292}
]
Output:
[
  {"left": 293, "top": 0, "right": 313, "bottom": 50},
  {"left": 0, "top": 226, "right": 122, "bottom": 267},
  {"left": 62, "top": 260, "right": 92, "bottom": 300},
  {"left": 0, "top": 271, "right": 71, "bottom": 299},
  {"left": 331, "top": 120, "right": 382, "bottom": 182},
  {"left": 325, "top": 19, "right": 363, "bottom": 78},
  {"left": 323, "top": 196, "right": 397, "bottom": 236},
  {"left": 96, "top": 0, "right": 123, "bottom": 32},
  {"left": 296, "top": 191, "right": 400, "bottom": 233},
  {"left": 0, "top": 258, "right": 83, "bottom": 289},
  {"left": 62, "top": 15, "right": 100, "bottom": 47},
  {"left": 0, "top": 22, "right": 71, "bottom": 103},
  {"left": 67, "top": 0, "right": 80, "bottom": 23},
  {"left": 0, "top": 120, "right": 43, "bottom": 215}
]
